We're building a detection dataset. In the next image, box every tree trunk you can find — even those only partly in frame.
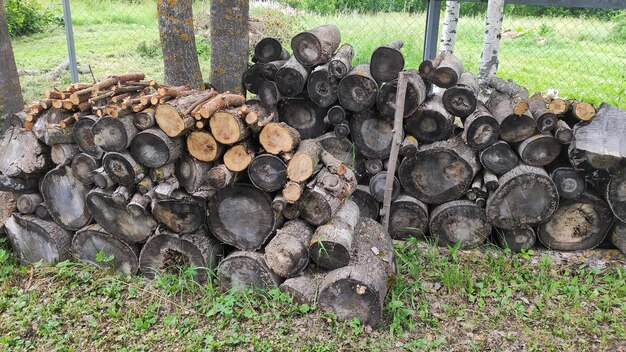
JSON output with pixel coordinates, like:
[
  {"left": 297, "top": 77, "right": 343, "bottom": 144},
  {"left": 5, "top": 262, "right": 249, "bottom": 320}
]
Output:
[
  {"left": 219, "top": 251, "right": 282, "bottom": 290},
  {"left": 399, "top": 135, "right": 480, "bottom": 204},
  {"left": 40, "top": 165, "right": 92, "bottom": 230},
  {"left": 4, "top": 214, "right": 73, "bottom": 264},
  {"left": 254, "top": 37, "right": 289, "bottom": 63},
  {"left": 16, "top": 193, "right": 43, "bottom": 214},
  {"left": 377, "top": 70, "right": 427, "bottom": 118},
  {"left": 157, "top": 0, "right": 203, "bottom": 89},
  {"left": 443, "top": 72, "right": 479, "bottom": 118},
  {"left": 389, "top": 194, "right": 428, "bottom": 240},
  {"left": 370, "top": 40, "right": 405, "bottom": 82},
  {"left": 291, "top": 24, "right": 341, "bottom": 66},
  {"left": 368, "top": 171, "right": 400, "bottom": 203},
  {"left": 259, "top": 122, "right": 301, "bottom": 155},
  {"left": 350, "top": 109, "right": 394, "bottom": 159},
  {"left": 477, "top": 0, "right": 505, "bottom": 91},
  {"left": 264, "top": 219, "right": 314, "bottom": 278},
  {"left": 405, "top": 94, "right": 454, "bottom": 143},
  {"left": 140, "top": 226, "right": 224, "bottom": 283},
  {"left": 309, "top": 200, "right": 359, "bottom": 270},
  {"left": 440, "top": 1, "right": 461, "bottom": 54},
  {"left": 73, "top": 115, "right": 104, "bottom": 158},
  {"left": 337, "top": 64, "right": 378, "bottom": 112},
  {"left": 208, "top": 184, "right": 279, "bottom": 250},
  {"left": 461, "top": 101, "right": 499, "bottom": 150},
  {"left": 276, "top": 97, "right": 329, "bottom": 139},
  {"left": 275, "top": 55, "right": 309, "bottom": 97},
  {"left": 0, "top": 4, "right": 23, "bottom": 119},
  {"left": 248, "top": 154, "right": 288, "bottom": 192},
  {"left": 102, "top": 151, "right": 146, "bottom": 186},
  {"left": 517, "top": 133, "right": 561, "bottom": 167},
  {"left": 538, "top": 191, "right": 613, "bottom": 251},
  {"left": 429, "top": 200, "right": 492, "bottom": 249},
  {"left": 329, "top": 44, "right": 354, "bottom": 79},
  {"left": 479, "top": 140, "right": 520, "bottom": 175},
  {"left": 307, "top": 63, "right": 339, "bottom": 108},
  {"left": 130, "top": 128, "right": 182, "bottom": 168},
  {"left": 0, "top": 127, "right": 52, "bottom": 176},
  {"left": 486, "top": 165, "right": 559, "bottom": 229},
  {"left": 72, "top": 224, "right": 140, "bottom": 275},
  {"left": 300, "top": 167, "right": 357, "bottom": 226},
  {"left": 86, "top": 187, "right": 158, "bottom": 243},
  {"left": 495, "top": 227, "right": 536, "bottom": 253},
  {"left": 318, "top": 217, "right": 395, "bottom": 327}
]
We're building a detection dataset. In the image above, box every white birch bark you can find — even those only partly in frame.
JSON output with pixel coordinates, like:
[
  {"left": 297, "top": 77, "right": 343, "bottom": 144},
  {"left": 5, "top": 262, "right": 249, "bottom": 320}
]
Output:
[
  {"left": 478, "top": 0, "right": 505, "bottom": 97},
  {"left": 440, "top": 1, "right": 461, "bottom": 55}
]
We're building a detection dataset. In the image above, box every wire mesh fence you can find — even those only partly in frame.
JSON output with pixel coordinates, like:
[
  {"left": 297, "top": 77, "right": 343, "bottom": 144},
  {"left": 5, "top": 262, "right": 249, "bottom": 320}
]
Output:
[{"left": 8, "top": 0, "right": 626, "bottom": 107}]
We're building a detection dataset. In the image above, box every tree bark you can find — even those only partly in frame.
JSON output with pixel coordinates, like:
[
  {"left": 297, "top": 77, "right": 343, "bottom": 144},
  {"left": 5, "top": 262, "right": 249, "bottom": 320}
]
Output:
[
  {"left": 280, "top": 272, "right": 323, "bottom": 305},
  {"left": 0, "top": 127, "right": 52, "bottom": 176},
  {"left": 477, "top": 0, "right": 505, "bottom": 92},
  {"left": 219, "top": 251, "right": 282, "bottom": 290},
  {"left": 389, "top": 194, "right": 428, "bottom": 240},
  {"left": 130, "top": 128, "right": 182, "bottom": 168},
  {"left": 429, "top": 200, "right": 492, "bottom": 249},
  {"left": 337, "top": 64, "right": 378, "bottom": 112},
  {"left": 440, "top": 1, "right": 461, "bottom": 54},
  {"left": 291, "top": 24, "right": 341, "bottom": 66},
  {"left": 72, "top": 224, "right": 140, "bottom": 275},
  {"left": 309, "top": 200, "right": 359, "bottom": 270},
  {"left": 4, "top": 214, "right": 73, "bottom": 265},
  {"left": 264, "top": 219, "right": 314, "bottom": 278},
  {"left": 370, "top": 41, "right": 405, "bottom": 82},
  {"left": 287, "top": 139, "right": 322, "bottom": 183},
  {"left": 0, "top": 4, "right": 23, "bottom": 119},
  {"left": 0, "top": 174, "right": 39, "bottom": 193}
]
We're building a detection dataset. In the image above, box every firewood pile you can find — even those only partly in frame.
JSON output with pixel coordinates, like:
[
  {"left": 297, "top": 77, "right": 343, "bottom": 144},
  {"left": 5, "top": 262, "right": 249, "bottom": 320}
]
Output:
[{"left": 1, "top": 24, "right": 626, "bottom": 327}]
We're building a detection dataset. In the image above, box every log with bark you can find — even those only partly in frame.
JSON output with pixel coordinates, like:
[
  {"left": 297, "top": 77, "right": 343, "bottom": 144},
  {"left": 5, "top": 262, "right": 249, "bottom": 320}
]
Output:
[
  {"left": 102, "top": 151, "right": 146, "bottom": 186},
  {"left": 0, "top": 127, "right": 52, "bottom": 177},
  {"left": 248, "top": 154, "right": 288, "bottom": 192},
  {"left": 405, "top": 95, "right": 455, "bottom": 143},
  {"left": 388, "top": 194, "right": 428, "bottom": 240},
  {"left": 307, "top": 63, "right": 339, "bottom": 108},
  {"left": 254, "top": 37, "right": 290, "bottom": 63},
  {"left": 528, "top": 94, "right": 557, "bottom": 132},
  {"left": 370, "top": 41, "right": 405, "bottom": 82},
  {"left": 479, "top": 140, "right": 520, "bottom": 175},
  {"left": 337, "top": 64, "right": 378, "bottom": 112},
  {"left": 259, "top": 122, "right": 301, "bottom": 155},
  {"left": 461, "top": 101, "right": 499, "bottom": 150},
  {"left": 210, "top": 108, "right": 250, "bottom": 145},
  {"left": 275, "top": 56, "right": 310, "bottom": 97},
  {"left": 264, "top": 219, "right": 314, "bottom": 278},
  {"left": 16, "top": 193, "right": 43, "bottom": 214},
  {"left": 351, "top": 185, "right": 380, "bottom": 221},
  {"left": 609, "top": 221, "right": 626, "bottom": 256},
  {"left": 242, "top": 60, "right": 286, "bottom": 94},
  {"left": 92, "top": 115, "right": 138, "bottom": 152},
  {"left": 151, "top": 192, "right": 207, "bottom": 234},
  {"left": 442, "top": 72, "right": 479, "bottom": 118},
  {"left": 186, "top": 130, "right": 225, "bottom": 162},
  {"left": 350, "top": 109, "right": 394, "bottom": 159},
  {"left": 377, "top": 70, "right": 427, "bottom": 118},
  {"left": 418, "top": 52, "right": 464, "bottom": 88},
  {"left": 429, "top": 200, "right": 492, "bottom": 249},
  {"left": 517, "top": 133, "right": 561, "bottom": 167},
  {"left": 277, "top": 97, "right": 329, "bottom": 139},
  {"left": 73, "top": 115, "right": 104, "bottom": 158},
  {"left": 488, "top": 77, "right": 529, "bottom": 116},
  {"left": 368, "top": 171, "right": 400, "bottom": 203},
  {"left": 546, "top": 161, "right": 586, "bottom": 200},
  {"left": 219, "top": 250, "right": 283, "bottom": 289},
  {"left": 291, "top": 25, "right": 341, "bottom": 67},
  {"left": 130, "top": 128, "right": 182, "bottom": 168},
  {"left": 328, "top": 44, "right": 354, "bottom": 79},
  {"left": 487, "top": 91, "right": 536, "bottom": 143},
  {"left": 309, "top": 200, "right": 359, "bottom": 270},
  {"left": 553, "top": 120, "right": 573, "bottom": 144},
  {"left": 280, "top": 271, "right": 323, "bottom": 305},
  {"left": 299, "top": 167, "right": 357, "bottom": 226},
  {"left": 495, "top": 227, "right": 536, "bottom": 253},
  {"left": 40, "top": 165, "right": 92, "bottom": 230},
  {"left": 4, "top": 214, "right": 74, "bottom": 264},
  {"left": 72, "top": 224, "right": 140, "bottom": 275},
  {"left": 155, "top": 90, "right": 220, "bottom": 137}
]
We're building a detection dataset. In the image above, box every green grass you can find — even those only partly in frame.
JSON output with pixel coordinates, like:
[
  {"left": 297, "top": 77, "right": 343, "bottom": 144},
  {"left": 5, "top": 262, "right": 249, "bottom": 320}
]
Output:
[
  {"left": 9, "top": 0, "right": 626, "bottom": 107},
  {"left": 1, "top": 237, "right": 625, "bottom": 351}
]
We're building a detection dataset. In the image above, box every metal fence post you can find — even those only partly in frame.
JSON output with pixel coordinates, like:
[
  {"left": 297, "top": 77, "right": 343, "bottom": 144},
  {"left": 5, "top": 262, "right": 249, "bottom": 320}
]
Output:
[
  {"left": 423, "top": 0, "right": 442, "bottom": 61},
  {"left": 62, "top": 0, "right": 79, "bottom": 83}
]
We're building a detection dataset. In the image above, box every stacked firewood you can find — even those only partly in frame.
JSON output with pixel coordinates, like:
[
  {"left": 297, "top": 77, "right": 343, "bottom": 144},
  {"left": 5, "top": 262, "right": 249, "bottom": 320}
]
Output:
[{"left": 1, "top": 24, "right": 626, "bottom": 327}]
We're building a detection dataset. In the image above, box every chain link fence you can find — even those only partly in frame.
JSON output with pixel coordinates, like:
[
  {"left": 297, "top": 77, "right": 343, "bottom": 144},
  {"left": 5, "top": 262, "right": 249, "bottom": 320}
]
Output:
[{"left": 9, "top": 0, "right": 626, "bottom": 107}]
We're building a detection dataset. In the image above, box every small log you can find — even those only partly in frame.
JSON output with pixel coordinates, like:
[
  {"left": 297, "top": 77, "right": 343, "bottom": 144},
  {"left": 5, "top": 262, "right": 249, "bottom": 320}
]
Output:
[
  {"left": 328, "top": 44, "right": 354, "bottom": 79},
  {"left": 333, "top": 121, "right": 349, "bottom": 138},
  {"left": 419, "top": 52, "right": 464, "bottom": 88},
  {"left": 309, "top": 200, "right": 359, "bottom": 270},
  {"left": 241, "top": 98, "right": 277, "bottom": 128},
  {"left": 102, "top": 151, "right": 146, "bottom": 185},
  {"left": 195, "top": 93, "right": 244, "bottom": 119},
  {"left": 259, "top": 122, "right": 301, "bottom": 155},
  {"left": 264, "top": 220, "right": 315, "bottom": 278},
  {"left": 300, "top": 167, "right": 357, "bottom": 226},
  {"left": 351, "top": 185, "right": 380, "bottom": 221},
  {"left": 72, "top": 224, "right": 140, "bottom": 275},
  {"left": 479, "top": 140, "right": 520, "bottom": 175},
  {"left": 0, "top": 175, "right": 39, "bottom": 193},
  {"left": 275, "top": 55, "right": 309, "bottom": 96},
  {"left": 548, "top": 97, "right": 569, "bottom": 115},
  {"left": 73, "top": 115, "right": 104, "bottom": 158},
  {"left": 152, "top": 194, "right": 207, "bottom": 234},
  {"left": 429, "top": 200, "right": 492, "bottom": 249},
  {"left": 405, "top": 95, "right": 455, "bottom": 143},
  {"left": 208, "top": 184, "right": 279, "bottom": 250},
  {"left": 368, "top": 171, "right": 400, "bottom": 203},
  {"left": 91, "top": 166, "right": 116, "bottom": 189},
  {"left": 482, "top": 169, "right": 499, "bottom": 192},
  {"left": 400, "top": 135, "right": 419, "bottom": 157},
  {"left": 156, "top": 90, "right": 216, "bottom": 137},
  {"left": 175, "top": 154, "right": 213, "bottom": 193},
  {"left": 43, "top": 124, "right": 75, "bottom": 146},
  {"left": 41, "top": 165, "right": 92, "bottom": 230},
  {"left": 51, "top": 144, "right": 80, "bottom": 165},
  {"left": 272, "top": 194, "right": 287, "bottom": 212},
  {"left": 248, "top": 154, "right": 287, "bottom": 192},
  {"left": 92, "top": 115, "right": 138, "bottom": 152},
  {"left": 487, "top": 92, "right": 536, "bottom": 143},
  {"left": 442, "top": 72, "right": 479, "bottom": 118},
  {"left": 317, "top": 132, "right": 361, "bottom": 173},
  {"left": 276, "top": 97, "right": 329, "bottom": 139},
  {"left": 136, "top": 176, "right": 155, "bottom": 194},
  {"left": 16, "top": 193, "right": 43, "bottom": 214},
  {"left": 287, "top": 139, "right": 322, "bottom": 183},
  {"left": 133, "top": 109, "right": 156, "bottom": 130},
  {"left": 488, "top": 77, "right": 529, "bottom": 116},
  {"left": 254, "top": 37, "right": 290, "bottom": 63},
  {"left": 604, "top": 172, "right": 626, "bottom": 223},
  {"left": 553, "top": 120, "right": 573, "bottom": 144},
  {"left": 370, "top": 41, "right": 404, "bottom": 82},
  {"left": 0, "top": 127, "right": 52, "bottom": 177},
  {"left": 34, "top": 203, "right": 51, "bottom": 220},
  {"left": 529, "top": 95, "right": 558, "bottom": 132},
  {"left": 350, "top": 109, "right": 394, "bottom": 159},
  {"left": 5, "top": 214, "right": 73, "bottom": 264},
  {"left": 537, "top": 191, "right": 613, "bottom": 251},
  {"left": 258, "top": 80, "right": 282, "bottom": 106},
  {"left": 324, "top": 105, "right": 346, "bottom": 125},
  {"left": 291, "top": 24, "right": 341, "bottom": 66},
  {"left": 567, "top": 100, "right": 596, "bottom": 122},
  {"left": 210, "top": 108, "right": 250, "bottom": 145},
  {"left": 461, "top": 101, "right": 499, "bottom": 150},
  {"left": 280, "top": 273, "right": 322, "bottom": 305},
  {"left": 223, "top": 142, "right": 256, "bottom": 172},
  {"left": 130, "top": 128, "right": 182, "bottom": 168},
  {"left": 495, "top": 227, "right": 536, "bottom": 253},
  {"left": 337, "top": 64, "right": 378, "bottom": 112},
  {"left": 389, "top": 194, "right": 428, "bottom": 240},
  {"left": 376, "top": 70, "right": 427, "bottom": 117},
  {"left": 609, "top": 221, "right": 626, "bottom": 256},
  {"left": 398, "top": 135, "right": 480, "bottom": 204},
  {"left": 207, "top": 164, "right": 238, "bottom": 189},
  {"left": 318, "top": 218, "right": 395, "bottom": 327},
  {"left": 219, "top": 251, "right": 282, "bottom": 289},
  {"left": 140, "top": 227, "right": 224, "bottom": 283},
  {"left": 517, "top": 133, "right": 561, "bottom": 167},
  {"left": 242, "top": 60, "right": 286, "bottom": 94},
  {"left": 6, "top": 111, "right": 26, "bottom": 128},
  {"left": 127, "top": 191, "right": 152, "bottom": 216},
  {"left": 364, "top": 159, "right": 383, "bottom": 175},
  {"left": 111, "top": 185, "right": 133, "bottom": 205},
  {"left": 547, "top": 165, "right": 586, "bottom": 200},
  {"left": 486, "top": 165, "right": 559, "bottom": 229},
  {"left": 307, "top": 63, "right": 339, "bottom": 108},
  {"left": 186, "top": 130, "right": 225, "bottom": 162}
]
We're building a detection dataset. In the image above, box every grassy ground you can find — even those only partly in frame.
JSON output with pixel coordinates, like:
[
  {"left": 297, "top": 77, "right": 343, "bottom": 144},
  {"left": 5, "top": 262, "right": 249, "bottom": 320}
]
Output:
[
  {"left": 10, "top": 0, "right": 626, "bottom": 107},
  {"left": 1, "top": 237, "right": 625, "bottom": 351}
]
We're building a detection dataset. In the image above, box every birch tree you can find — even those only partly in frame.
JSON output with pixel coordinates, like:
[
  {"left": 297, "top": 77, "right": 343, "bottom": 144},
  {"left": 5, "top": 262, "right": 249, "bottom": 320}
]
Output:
[
  {"left": 440, "top": 1, "right": 461, "bottom": 54},
  {"left": 478, "top": 0, "right": 505, "bottom": 90},
  {"left": 0, "top": 0, "right": 24, "bottom": 119}
]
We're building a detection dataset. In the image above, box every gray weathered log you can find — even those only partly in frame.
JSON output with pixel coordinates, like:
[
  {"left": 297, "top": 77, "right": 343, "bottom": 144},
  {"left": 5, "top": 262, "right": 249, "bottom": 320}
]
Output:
[
  {"left": 517, "top": 133, "right": 561, "bottom": 167},
  {"left": 73, "top": 115, "right": 104, "bottom": 158},
  {"left": 0, "top": 174, "right": 39, "bottom": 193},
  {"left": 442, "top": 72, "right": 479, "bottom": 118},
  {"left": 275, "top": 55, "right": 310, "bottom": 97},
  {"left": 553, "top": 120, "right": 573, "bottom": 144},
  {"left": 462, "top": 101, "right": 499, "bottom": 150},
  {"left": 51, "top": 144, "right": 80, "bottom": 165},
  {"left": 16, "top": 193, "right": 43, "bottom": 214},
  {"left": 529, "top": 95, "right": 557, "bottom": 132},
  {"left": 72, "top": 224, "right": 140, "bottom": 275},
  {"left": 307, "top": 63, "right": 339, "bottom": 108},
  {"left": 405, "top": 94, "right": 455, "bottom": 143},
  {"left": 337, "top": 64, "right": 378, "bottom": 112},
  {"left": 41, "top": 165, "right": 92, "bottom": 230},
  {"left": 370, "top": 41, "right": 405, "bottom": 82},
  {"left": 291, "top": 24, "right": 341, "bottom": 66},
  {"left": 389, "top": 194, "right": 428, "bottom": 240},
  {"left": 91, "top": 166, "right": 116, "bottom": 189},
  {"left": 4, "top": 214, "right": 73, "bottom": 265},
  {"left": 479, "top": 140, "right": 520, "bottom": 175},
  {"left": 429, "top": 200, "right": 492, "bottom": 249},
  {"left": 368, "top": 171, "right": 400, "bottom": 203},
  {"left": 300, "top": 167, "right": 357, "bottom": 226},
  {"left": 264, "top": 219, "right": 314, "bottom": 278},
  {"left": 609, "top": 221, "right": 626, "bottom": 256},
  {"left": 92, "top": 115, "right": 138, "bottom": 152},
  {"left": 152, "top": 193, "right": 206, "bottom": 234},
  {"left": 487, "top": 91, "right": 536, "bottom": 143},
  {"left": 133, "top": 109, "right": 156, "bottom": 130},
  {"left": 309, "top": 200, "right": 359, "bottom": 270},
  {"left": 248, "top": 154, "right": 288, "bottom": 192},
  {"left": 254, "top": 37, "right": 289, "bottom": 63},
  {"left": 219, "top": 251, "right": 282, "bottom": 289},
  {"left": 0, "top": 127, "right": 52, "bottom": 176},
  {"left": 277, "top": 97, "right": 328, "bottom": 139},
  {"left": 242, "top": 60, "right": 286, "bottom": 94},
  {"left": 495, "top": 227, "right": 536, "bottom": 253},
  {"left": 130, "top": 128, "right": 182, "bottom": 168},
  {"left": 102, "top": 151, "right": 146, "bottom": 186},
  {"left": 350, "top": 109, "right": 394, "bottom": 159},
  {"left": 377, "top": 70, "right": 427, "bottom": 117},
  {"left": 329, "top": 44, "right": 354, "bottom": 79}
]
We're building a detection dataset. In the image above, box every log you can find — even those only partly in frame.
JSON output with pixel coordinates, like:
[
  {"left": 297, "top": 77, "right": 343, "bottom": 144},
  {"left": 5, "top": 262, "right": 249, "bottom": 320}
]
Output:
[
  {"left": 51, "top": 144, "right": 80, "bottom": 165},
  {"left": 529, "top": 95, "right": 557, "bottom": 132},
  {"left": 364, "top": 159, "right": 383, "bottom": 175},
  {"left": 333, "top": 121, "right": 349, "bottom": 138},
  {"left": 242, "top": 60, "right": 286, "bottom": 94},
  {"left": 277, "top": 97, "right": 329, "bottom": 139},
  {"left": 207, "top": 164, "right": 238, "bottom": 189},
  {"left": 282, "top": 180, "right": 304, "bottom": 203},
  {"left": 517, "top": 133, "right": 561, "bottom": 167},
  {"left": 604, "top": 172, "right": 626, "bottom": 223},
  {"left": 324, "top": 105, "right": 346, "bottom": 125},
  {"left": 287, "top": 139, "right": 322, "bottom": 182},
  {"left": 405, "top": 95, "right": 455, "bottom": 143},
  {"left": 130, "top": 128, "right": 182, "bottom": 168},
  {"left": 152, "top": 194, "right": 206, "bottom": 234},
  {"left": 219, "top": 251, "right": 282, "bottom": 289},
  {"left": 248, "top": 154, "right": 288, "bottom": 192},
  {"left": 208, "top": 184, "right": 279, "bottom": 250},
  {"left": 16, "top": 193, "right": 43, "bottom": 214},
  {"left": 4, "top": 214, "right": 73, "bottom": 264},
  {"left": 195, "top": 93, "right": 244, "bottom": 119},
  {"left": 351, "top": 185, "right": 380, "bottom": 221},
  {"left": 307, "top": 63, "right": 339, "bottom": 108},
  {"left": 368, "top": 171, "right": 400, "bottom": 203},
  {"left": 259, "top": 122, "right": 301, "bottom": 155},
  {"left": 73, "top": 115, "right": 104, "bottom": 158},
  {"left": 482, "top": 169, "right": 499, "bottom": 192},
  {"left": 32, "top": 108, "right": 72, "bottom": 142},
  {"left": 398, "top": 135, "right": 480, "bottom": 204},
  {"left": 547, "top": 165, "right": 586, "bottom": 200},
  {"left": 210, "top": 108, "right": 250, "bottom": 145},
  {"left": 419, "top": 52, "right": 464, "bottom": 88},
  {"left": 92, "top": 115, "right": 138, "bottom": 152},
  {"left": 223, "top": 142, "right": 255, "bottom": 172},
  {"left": 41, "top": 165, "right": 92, "bottom": 230},
  {"left": 133, "top": 109, "right": 156, "bottom": 130},
  {"left": 0, "top": 191, "right": 16, "bottom": 226},
  {"left": 280, "top": 273, "right": 322, "bottom": 305},
  {"left": 156, "top": 90, "right": 215, "bottom": 137},
  {"left": 140, "top": 226, "right": 224, "bottom": 282},
  {"left": 567, "top": 100, "right": 596, "bottom": 122},
  {"left": 370, "top": 41, "right": 404, "bottom": 82},
  {"left": 242, "top": 98, "right": 277, "bottom": 128},
  {"left": 102, "top": 151, "right": 146, "bottom": 186},
  {"left": 318, "top": 217, "right": 395, "bottom": 327},
  {"left": 0, "top": 175, "right": 39, "bottom": 193},
  {"left": 72, "top": 224, "right": 140, "bottom": 275},
  {"left": 254, "top": 37, "right": 289, "bottom": 63},
  {"left": 462, "top": 101, "right": 499, "bottom": 150},
  {"left": 487, "top": 92, "right": 536, "bottom": 143},
  {"left": 111, "top": 185, "right": 133, "bottom": 205},
  {"left": 175, "top": 154, "right": 213, "bottom": 193},
  {"left": 429, "top": 200, "right": 492, "bottom": 249},
  {"left": 91, "top": 166, "right": 116, "bottom": 189},
  {"left": 0, "top": 127, "right": 52, "bottom": 176},
  {"left": 258, "top": 80, "right": 283, "bottom": 106},
  {"left": 317, "top": 132, "right": 362, "bottom": 176},
  {"left": 400, "top": 135, "right": 419, "bottom": 157},
  {"left": 548, "top": 97, "right": 569, "bottom": 115},
  {"left": 291, "top": 24, "right": 341, "bottom": 66},
  {"left": 186, "top": 130, "right": 225, "bottom": 162},
  {"left": 300, "top": 167, "right": 357, "bottom": 226},
  {"left": 389, "top": 194, "right": 428, "bottom": 240},
  {"left": 479, "top": 140, "right": 520, "bottom": 175},
  {"left": 34, "top": 202, "right": 51, "bottom": 220},
  {"left": 495, "top": 227, "right": 536, "bottom": 253},
  {"left": 86, "top": 188, "right": 157, "bottom": 243},
  {"left": 275, "top": 56, "right": 309, "bottom": 96},
  {"left": 309, "top": 200, "right": 359, "bottom": 270},
  {"left": 376, "top": 70, "right": 427, "bottom": 117},
  {"left": 350, "top": 109, "right": 394, "bottom": 159},
  {"left": 553, "top": 120, "right": 573, "bottom": 145},
  {"left": 488, "top": 77, "right": 529, "bottom": 116},
  {"left": 264, "top": 219, "right": 315, "bottom": 278},
  {"left": 328, "top": 44, "right": 354, "bottom": 79},
  {"left": 442, "top": 72, "right": 479, "bottom": 118},
  {"left": 538, "top": 191, "right": 613, "bottom": 251},
  {"left": 486, "top": 165, "right": 559, "bottom": 229},
  {"left": 337, "top": 64, "right": 378, "bottom": 112},
  {"left": 609, "top": 221, "right": 626, "bottom": 256}
]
